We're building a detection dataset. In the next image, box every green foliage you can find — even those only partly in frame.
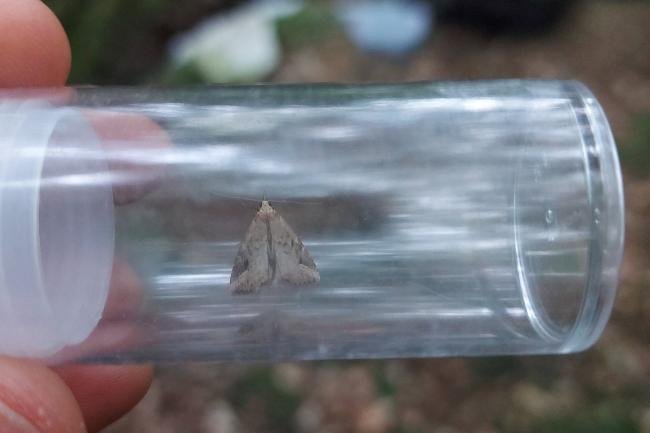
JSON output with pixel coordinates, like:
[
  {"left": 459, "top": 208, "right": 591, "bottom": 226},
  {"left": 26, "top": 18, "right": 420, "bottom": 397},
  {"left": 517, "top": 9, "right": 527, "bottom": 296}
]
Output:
[
  {"left": 276, "top": 2, "right": 339, "bottom": 49},
  {"left": 620, "top": 113, "right": 650, "bottom": 177},
  {"left": 44, "top": 0, "right": 172, "bottom": 84},
  {"left": 158, "top": 61, "right": 207, "bottom": 86}
]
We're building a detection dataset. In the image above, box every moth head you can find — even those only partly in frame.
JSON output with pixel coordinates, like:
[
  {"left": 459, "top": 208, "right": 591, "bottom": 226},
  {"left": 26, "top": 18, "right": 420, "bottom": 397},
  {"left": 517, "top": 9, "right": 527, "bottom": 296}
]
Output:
[{"left": 259, "top": 200, "right": 274, "bottom": 214}]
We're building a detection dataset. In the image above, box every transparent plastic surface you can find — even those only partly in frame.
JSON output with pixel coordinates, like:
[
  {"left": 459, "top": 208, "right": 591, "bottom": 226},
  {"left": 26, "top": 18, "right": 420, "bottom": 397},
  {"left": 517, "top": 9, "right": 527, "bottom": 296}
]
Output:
[{"left": 0, "top": 80, "right": 624, "bottom": 362}]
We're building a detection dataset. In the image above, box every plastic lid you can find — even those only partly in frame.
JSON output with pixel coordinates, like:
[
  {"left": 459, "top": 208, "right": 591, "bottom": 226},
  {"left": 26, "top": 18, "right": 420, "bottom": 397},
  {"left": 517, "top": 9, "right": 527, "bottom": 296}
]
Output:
[
  {"left": 512, "top": 82, "right": 625, "bottom": 352},
  {"left": 0, "top": 101, "right": 115, "bottom": 358}
]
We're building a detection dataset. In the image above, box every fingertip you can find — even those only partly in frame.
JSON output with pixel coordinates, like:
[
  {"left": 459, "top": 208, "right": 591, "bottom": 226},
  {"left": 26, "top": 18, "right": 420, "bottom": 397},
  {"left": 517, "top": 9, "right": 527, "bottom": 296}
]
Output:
[
  {"left": 0, "top": 0, "right": 71, "bottom": 87},
  {"left": 0, "top": 357, "right": 86, "bottom": 433},
  {"left": 54, "top": 364, "right": 153, "bottom": 432}
]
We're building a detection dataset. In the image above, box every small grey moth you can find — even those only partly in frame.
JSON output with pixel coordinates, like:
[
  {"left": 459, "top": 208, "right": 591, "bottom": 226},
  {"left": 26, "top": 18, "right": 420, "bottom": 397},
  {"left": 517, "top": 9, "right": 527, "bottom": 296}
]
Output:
[{"left": 230, "top": 200, "right": 320, "bottom": 294}]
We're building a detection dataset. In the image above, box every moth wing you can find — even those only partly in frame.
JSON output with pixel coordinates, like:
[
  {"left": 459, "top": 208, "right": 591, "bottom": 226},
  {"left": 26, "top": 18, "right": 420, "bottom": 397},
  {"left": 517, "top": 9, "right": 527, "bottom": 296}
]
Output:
[
  {"left": 230, "top": 214, "right": 272, "bottom": 294},
  {"left": 270, "top": 213, "right": 320, "bottom": 286},
  {"left": 280, "top": 263, "right": 321, "bottom": 286},
  {"left": 298, "top": 240, "right": 318, "bottom": 271},
  {"left": 230, "top": 243, "right": 249, "bottom": 282}
]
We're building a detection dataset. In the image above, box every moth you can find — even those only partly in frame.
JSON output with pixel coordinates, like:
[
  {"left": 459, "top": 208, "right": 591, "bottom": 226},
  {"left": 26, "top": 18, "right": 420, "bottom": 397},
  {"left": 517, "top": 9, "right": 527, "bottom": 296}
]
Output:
[{"left": 230, "top": 200, "right": 320, "bottom": 294}]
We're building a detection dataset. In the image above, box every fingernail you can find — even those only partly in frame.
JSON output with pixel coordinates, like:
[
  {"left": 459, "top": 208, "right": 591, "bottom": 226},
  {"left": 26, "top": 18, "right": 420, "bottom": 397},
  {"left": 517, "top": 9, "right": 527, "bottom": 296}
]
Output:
[{"left": 0, "top": 399, "right": 40, "bottom": 433}]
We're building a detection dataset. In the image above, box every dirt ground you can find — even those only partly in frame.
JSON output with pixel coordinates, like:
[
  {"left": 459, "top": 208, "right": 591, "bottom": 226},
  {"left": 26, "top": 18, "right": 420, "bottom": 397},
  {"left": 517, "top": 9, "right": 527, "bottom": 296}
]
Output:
[{"left": 101, "top": 2, "right": 649, "bottom": 432}]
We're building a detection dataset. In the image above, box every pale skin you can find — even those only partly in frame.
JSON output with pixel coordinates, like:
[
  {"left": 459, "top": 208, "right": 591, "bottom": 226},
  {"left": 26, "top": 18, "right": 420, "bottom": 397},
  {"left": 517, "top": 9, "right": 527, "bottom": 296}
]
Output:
[{"left": 0, "top": 1, "right": 152, "bottom": 432}]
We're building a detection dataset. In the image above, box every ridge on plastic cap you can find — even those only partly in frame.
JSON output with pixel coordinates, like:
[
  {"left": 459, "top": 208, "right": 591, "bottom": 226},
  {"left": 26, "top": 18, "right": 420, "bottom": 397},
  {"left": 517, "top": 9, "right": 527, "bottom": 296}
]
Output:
[{"left": 0, "top": 101, "right": 115, "bottom": 358}]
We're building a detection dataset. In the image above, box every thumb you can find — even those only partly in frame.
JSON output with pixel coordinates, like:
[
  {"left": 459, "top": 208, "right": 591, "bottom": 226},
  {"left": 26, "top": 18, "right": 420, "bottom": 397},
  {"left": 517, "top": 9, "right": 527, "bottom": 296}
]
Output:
[
  {"left": 0, "top": 0, "right": 71, "bottom": 87},
  {"left": 0, "top": 357, "right": 85, "bottom": 433}
]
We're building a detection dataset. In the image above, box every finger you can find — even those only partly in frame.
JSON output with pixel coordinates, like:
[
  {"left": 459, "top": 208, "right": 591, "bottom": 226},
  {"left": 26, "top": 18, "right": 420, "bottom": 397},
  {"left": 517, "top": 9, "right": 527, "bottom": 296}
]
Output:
[
  {"left": 0, "top": 0, "right": 71, "bottom": 87},
  {"left": 53, "top": 365, "right": 153, "bottom": 433},
  {"left": 86, "top": 112, "right": 172, "bottom": 205},
  {"left": 46, "top": 259, "right": 149, "bottom": 364},
  {"left": 0, "top": 357, "right": 86, "bottom": 433},
  {"left": 49, "top": 261, "right": 153, "bottom": 433},
  {"left": 104, "top": 258, "right": 145, "bottom": 320}
]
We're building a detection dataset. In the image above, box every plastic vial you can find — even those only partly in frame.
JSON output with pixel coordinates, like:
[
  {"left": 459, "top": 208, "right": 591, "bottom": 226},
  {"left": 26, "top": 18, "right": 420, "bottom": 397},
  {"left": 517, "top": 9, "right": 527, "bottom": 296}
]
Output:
[{"left": 0, "top": 80, "right": 624, "bottom": 363}]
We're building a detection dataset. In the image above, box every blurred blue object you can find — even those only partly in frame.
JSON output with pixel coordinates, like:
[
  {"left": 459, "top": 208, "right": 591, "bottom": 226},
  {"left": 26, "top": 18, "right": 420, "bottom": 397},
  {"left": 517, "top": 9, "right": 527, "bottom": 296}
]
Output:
[{"left": 336, "top": 0, "right": 433, "bottom": 56}]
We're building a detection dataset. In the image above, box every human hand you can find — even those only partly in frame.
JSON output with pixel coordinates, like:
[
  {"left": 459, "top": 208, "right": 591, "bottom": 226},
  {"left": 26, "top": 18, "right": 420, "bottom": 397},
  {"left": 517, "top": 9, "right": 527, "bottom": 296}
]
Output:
[{"left": 0, "top": 1, "right": 153, "bottom": 432}]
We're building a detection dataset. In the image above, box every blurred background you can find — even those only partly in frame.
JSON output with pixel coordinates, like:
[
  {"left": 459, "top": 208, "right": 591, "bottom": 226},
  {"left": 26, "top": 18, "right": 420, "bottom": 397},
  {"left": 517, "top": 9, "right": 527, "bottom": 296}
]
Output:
[{"left": 45, "top": 0, "right": 649, "bottom": 432}]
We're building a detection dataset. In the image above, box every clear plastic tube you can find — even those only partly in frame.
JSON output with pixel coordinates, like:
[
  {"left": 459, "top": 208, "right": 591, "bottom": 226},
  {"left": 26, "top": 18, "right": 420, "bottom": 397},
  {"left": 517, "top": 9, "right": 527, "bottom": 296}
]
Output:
[{"left": 0, "top": 80, "right": 624, "bottom": 363}]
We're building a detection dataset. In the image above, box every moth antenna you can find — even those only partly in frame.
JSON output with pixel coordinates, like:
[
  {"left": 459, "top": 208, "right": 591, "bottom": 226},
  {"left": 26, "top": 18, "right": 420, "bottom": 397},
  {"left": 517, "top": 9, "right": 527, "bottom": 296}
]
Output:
[
  {"left": 208, "top": 191, "right": 260, "bottom": 203},
  {"left": 264, "top": 198, "right": 323, "bottom": 205}
]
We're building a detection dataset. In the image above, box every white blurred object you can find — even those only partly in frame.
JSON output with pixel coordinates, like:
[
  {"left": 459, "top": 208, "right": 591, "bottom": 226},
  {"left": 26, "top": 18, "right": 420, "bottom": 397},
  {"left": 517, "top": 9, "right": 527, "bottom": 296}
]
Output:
[
  {"left": 337, "top": 0, "right": 433, "bottom": 56},
  {"left": 169, "top": 0, "right": 303, "bottom": 83}
]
